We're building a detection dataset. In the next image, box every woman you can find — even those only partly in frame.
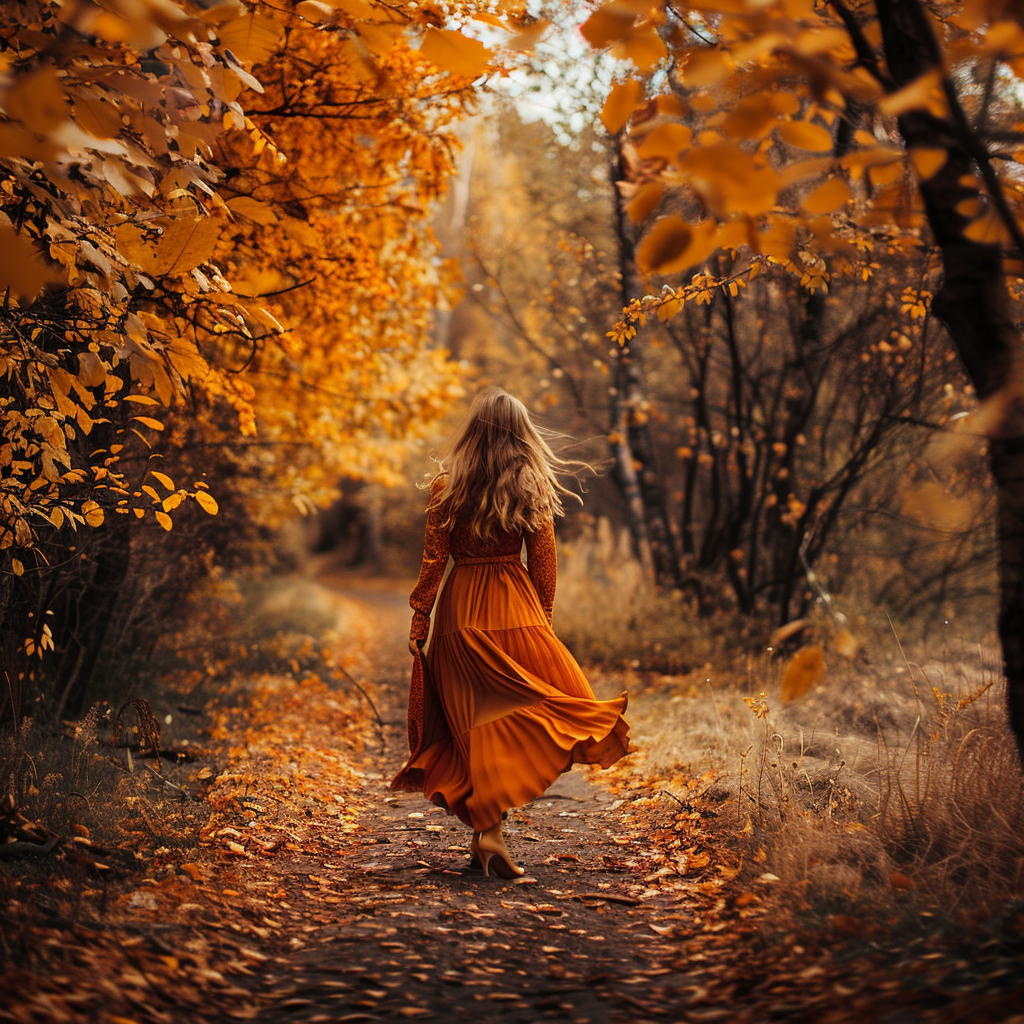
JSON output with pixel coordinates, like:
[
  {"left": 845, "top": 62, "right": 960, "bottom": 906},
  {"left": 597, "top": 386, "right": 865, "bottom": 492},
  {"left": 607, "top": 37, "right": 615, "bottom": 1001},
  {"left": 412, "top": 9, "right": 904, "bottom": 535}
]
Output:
[{"left": 391, "top": 388, "right": 630, "bottom": 878}]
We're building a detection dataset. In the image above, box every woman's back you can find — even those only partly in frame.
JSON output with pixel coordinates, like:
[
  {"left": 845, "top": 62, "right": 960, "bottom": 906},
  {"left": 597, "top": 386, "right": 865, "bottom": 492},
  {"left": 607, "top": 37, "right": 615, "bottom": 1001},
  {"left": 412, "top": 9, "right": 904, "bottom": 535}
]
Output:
[{"left": 449, "top": 515, "right": 523, "bottom": 563}]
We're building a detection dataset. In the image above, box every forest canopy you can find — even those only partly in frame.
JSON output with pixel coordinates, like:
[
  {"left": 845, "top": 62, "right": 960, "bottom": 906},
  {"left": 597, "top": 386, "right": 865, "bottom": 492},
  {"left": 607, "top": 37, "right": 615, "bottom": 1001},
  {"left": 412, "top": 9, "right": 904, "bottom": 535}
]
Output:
[{"left": 0, "top": 0, "right": 517, "bottom": 718}]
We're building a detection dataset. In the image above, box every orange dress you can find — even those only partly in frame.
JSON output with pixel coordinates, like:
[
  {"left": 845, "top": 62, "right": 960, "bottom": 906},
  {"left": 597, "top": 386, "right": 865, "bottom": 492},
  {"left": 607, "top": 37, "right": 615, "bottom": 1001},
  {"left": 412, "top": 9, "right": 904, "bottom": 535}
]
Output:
[{"left": 391, "top": 480, "right": 630, "bottom": 830}]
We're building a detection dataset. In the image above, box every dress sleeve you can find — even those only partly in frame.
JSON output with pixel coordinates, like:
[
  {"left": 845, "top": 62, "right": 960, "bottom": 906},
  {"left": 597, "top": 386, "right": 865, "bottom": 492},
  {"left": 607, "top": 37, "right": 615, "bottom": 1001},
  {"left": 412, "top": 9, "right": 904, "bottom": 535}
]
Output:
[
  {"left": 525, "top": 519, "right": 557, "bottom": 625},
  {"left": 409, "top": 479, "right": 450, "bottom": 641}
]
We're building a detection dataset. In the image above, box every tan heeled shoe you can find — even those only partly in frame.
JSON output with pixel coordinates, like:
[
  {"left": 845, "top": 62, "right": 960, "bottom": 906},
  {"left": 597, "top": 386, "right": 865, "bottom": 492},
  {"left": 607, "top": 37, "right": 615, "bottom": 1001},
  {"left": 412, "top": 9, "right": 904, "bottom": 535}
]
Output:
[{"left": 477, "top": 824, "right": 524, "bottom": 879}]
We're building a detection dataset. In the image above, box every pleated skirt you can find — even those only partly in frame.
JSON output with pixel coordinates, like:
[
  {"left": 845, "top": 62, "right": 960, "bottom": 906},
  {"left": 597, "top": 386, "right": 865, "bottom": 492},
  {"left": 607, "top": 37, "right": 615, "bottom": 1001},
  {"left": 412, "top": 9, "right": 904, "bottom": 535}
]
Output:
[{"left": 392, "top": 559, "right": 630, "bottom": 830}]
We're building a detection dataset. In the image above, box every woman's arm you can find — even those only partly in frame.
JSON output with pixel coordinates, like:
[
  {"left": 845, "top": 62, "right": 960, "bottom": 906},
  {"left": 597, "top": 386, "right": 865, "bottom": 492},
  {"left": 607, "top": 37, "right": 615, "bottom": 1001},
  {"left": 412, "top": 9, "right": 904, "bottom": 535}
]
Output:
[
  {"left": 525, "top": 519, "right": 557, "bottom": 626},
  {"left": 409, "top": 479, "right": 450, "bottom": 646}
]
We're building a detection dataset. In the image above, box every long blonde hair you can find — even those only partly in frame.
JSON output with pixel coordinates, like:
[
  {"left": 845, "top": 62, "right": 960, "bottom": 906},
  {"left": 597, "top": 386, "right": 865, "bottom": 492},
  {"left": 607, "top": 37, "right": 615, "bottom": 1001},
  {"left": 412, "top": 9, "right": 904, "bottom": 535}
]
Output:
[{"left": 428, "top": 388, "right": 584, "bottom": 539}]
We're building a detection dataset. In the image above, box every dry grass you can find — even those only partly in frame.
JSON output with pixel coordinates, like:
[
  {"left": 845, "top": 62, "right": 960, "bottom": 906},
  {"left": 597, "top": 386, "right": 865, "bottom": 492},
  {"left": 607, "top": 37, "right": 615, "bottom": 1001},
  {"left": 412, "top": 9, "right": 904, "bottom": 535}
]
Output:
[
  {"left": 559, "top": 522, "right": 1024, "bottom": 936},
  {"left": 556, "top": 518, "right": 738, "bottom": 672}
]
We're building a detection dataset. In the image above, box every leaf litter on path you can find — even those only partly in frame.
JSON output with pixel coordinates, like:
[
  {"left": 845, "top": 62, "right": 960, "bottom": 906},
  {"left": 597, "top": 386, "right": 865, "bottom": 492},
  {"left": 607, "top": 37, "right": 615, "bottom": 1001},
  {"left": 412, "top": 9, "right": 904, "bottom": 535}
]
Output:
[{"left": 3, "top": 572, "right": 1022, "bottom": 1023}]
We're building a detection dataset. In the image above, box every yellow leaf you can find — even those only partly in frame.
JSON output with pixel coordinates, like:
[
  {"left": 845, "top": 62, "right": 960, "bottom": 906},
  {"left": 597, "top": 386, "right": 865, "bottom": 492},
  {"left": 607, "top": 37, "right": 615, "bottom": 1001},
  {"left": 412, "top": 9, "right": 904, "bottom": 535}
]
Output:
[
  {"left": 296, "top": 0, "right": 337, "bottom": 21},
  {"left": 964, "top": 206, "right": 1009, "bottom": 244},
  {"left": 626, "top": 181, "right": 664, "bottom": 223},
  {"left": 0, "top": 216, "right": 58, "bottom": 303},
  {"left": 73, "top": 94, "right": 122, "bottom": 139},
  {"left": 612, "top": 23, "right": 666, "bottom": 72},
  {"left": 11, "top": 558, "right": 24, "bottom": 576},
  {"left": 909, "top": 147, "right": 947, "bottom": 180},
  {"left": 802, "top": 177, "right": 851, "bottom": 214},
  {"left": 123, "top": 394, "right": 160, "bottom": 405},
  {"left": 216, "top": 13, "right": 283, "bottom": 66},
  {"left": 505, "top": 19, "right": 550, "bottom": 52},
  {"left": 636, "top": 216, "right": 693, "bottom": 275},
  {"left": 878, "top": 69, "right": 946, "bottom": 118},
  {"left": 601, "top": 79, "right": 645, "bottom": 136},
  {"left": 580, "top": 0, "right": 651, "bottom": 48},
  {"left": 151, "top": 471, "right": 174, "bottom": 490},
  {"left": 81, "top": 500, "right": 104, "bottom": 527},
  {"left": 116, "top": 215, "right": 222, "bottom": 277},
  {"left": 636, "top": 123, "right": 692, "bottom": 161},
  {"left": 780, "top": 645, "right": 823, "bottom": 702},
  {"left": 155, "top": 510, "right": 173, "bottom": 531},
  {"left": 226, "top": 196, "right": 278, "bottom": 225},
  {"left": 418, "top": 28, "right": 493, "bottom": 77},
  {"left": 777, "top": 120, "right": 835, "bottom": 152},
  {"left": 132, "top": 416, "right": 165, "bottom": 431},
  {"left": 194, "top": 490, "right": 219, "bottom": 516},
  {"left": 679, "top": 143, "right": 779, "bottom": 217},
  {"left": 840, "top": 145, "right": 902, "bottom": 179},
  {"left": 722, "top": 92, "right": 787, "bottom": 141},
  {"left": 162, "top": 493, "right": 183, "bottom": 513},
  {"left": 5, "top": 67, "right": 70, "bottom": 133},
  {"left": 681, "top": 47, "right": 733, "bottom": 87}
]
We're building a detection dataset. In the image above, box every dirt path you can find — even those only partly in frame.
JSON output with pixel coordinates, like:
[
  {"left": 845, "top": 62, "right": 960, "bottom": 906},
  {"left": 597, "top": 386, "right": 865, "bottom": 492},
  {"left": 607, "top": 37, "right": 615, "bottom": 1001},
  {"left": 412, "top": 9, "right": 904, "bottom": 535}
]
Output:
[
  {"left": 249, "top": 568, "right": 1024, "bottom": 1024},
  {"left": 258, "top": 568, "right": 719, "bottom": 1024},
  {"left": 5, "top": 568, "right": 1023, "bottom": 1024}
]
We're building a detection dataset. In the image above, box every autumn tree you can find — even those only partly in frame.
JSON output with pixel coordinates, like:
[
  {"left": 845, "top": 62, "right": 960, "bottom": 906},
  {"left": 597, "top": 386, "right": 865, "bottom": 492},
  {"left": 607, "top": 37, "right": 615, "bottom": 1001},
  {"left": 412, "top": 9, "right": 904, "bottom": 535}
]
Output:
[
  {"left": 579, "top": 0, "right": 1024, "bottom": 757},
  {"left": 453, "top": 45, "right": 962, "bottom": 626},
  {"left": 0, "top": 0, "right": 510, "bottom": 720}
]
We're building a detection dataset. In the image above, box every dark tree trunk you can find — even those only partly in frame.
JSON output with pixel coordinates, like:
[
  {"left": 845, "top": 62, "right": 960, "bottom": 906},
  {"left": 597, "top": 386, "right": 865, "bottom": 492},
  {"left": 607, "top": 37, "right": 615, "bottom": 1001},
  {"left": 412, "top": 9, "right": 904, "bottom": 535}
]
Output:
[
  {"left": 55, "top": 519, "right": 132, "bottom": 719},
  {"left": 875, "top": 0, "right": 1024, "bottom": 763},
  {"left": 608, "top": 139, "right": 685, "bottom": 588}
]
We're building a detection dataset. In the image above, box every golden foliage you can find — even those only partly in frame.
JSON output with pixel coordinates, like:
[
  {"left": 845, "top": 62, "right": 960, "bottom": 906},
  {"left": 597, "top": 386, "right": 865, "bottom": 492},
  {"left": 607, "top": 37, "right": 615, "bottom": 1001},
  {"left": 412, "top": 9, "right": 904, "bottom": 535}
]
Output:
[
  {"left": 582, "top": 0, "right": 1024, "bottom": 297},
  {"left": 0, "top": 0, "right": 481, "bottom": 589}
]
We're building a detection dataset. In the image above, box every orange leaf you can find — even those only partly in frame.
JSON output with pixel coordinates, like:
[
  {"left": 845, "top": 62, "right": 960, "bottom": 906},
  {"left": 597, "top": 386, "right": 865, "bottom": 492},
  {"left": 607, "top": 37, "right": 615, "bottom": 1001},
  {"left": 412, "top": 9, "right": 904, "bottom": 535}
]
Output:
[
  {"left": 636, "top": 216, "right": 693, "bottom": 275},
  {"left": 635, "top": 123, "right": 692, "bottom": 161},
  {"left": 626, "top": 181, "right": 664, "bottom": 223},
  {"left": 780, "top": 645, "right": 823, "bottom": 702},
  {"left": 802, "top": 177, "right": 852, "bottom": 214},
  {"left": 418, "top": 28, "right": 492, "bottom": 77},
  {"left": 777, "top": 120, "right": 835, "bottom": 152},
  {"left": 601, "top": 79, "right": 645, "bottom": 136}
]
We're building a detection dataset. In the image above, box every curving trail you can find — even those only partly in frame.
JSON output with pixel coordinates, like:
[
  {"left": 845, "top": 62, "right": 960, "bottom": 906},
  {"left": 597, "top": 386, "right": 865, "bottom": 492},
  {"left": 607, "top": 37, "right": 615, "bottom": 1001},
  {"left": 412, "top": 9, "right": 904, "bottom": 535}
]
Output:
[
  {"left": 260, "top": 567, "right": 724, "bottom": 1024},
  {"left": 5, "top": 563, "right": 1018, "bottom": 1024},
  {"left": 248, "top": 566, "right": 1024, "bottom": 1024}
]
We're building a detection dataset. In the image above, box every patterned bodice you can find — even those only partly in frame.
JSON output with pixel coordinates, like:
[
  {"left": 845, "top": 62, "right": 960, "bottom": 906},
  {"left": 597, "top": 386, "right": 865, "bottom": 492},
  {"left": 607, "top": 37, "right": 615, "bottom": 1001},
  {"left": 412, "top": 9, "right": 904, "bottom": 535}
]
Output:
[
  {"left": 449, "top": 518, "right": 524, "bottom": 563},
  {"left": 408, "top": 477, "right": 558, "bottom": 640}
]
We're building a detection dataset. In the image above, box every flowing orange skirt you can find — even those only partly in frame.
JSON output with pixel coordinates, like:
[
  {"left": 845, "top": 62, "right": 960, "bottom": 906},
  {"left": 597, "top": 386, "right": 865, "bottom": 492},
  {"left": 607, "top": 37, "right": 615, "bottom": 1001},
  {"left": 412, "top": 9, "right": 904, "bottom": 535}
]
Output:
[{"left": 391, "top": 560, "right": 630, "bottom": 830}]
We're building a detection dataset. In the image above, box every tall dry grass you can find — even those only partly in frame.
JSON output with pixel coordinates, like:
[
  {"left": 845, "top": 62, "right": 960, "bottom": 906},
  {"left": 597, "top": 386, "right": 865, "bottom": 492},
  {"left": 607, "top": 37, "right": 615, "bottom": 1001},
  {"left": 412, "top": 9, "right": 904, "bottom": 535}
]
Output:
[
  {"left": 557, "top": 521, "right": 1024, "bottom": 931},
  {"left": 556, "top": 518, "right": 737, "bottom": 672}
]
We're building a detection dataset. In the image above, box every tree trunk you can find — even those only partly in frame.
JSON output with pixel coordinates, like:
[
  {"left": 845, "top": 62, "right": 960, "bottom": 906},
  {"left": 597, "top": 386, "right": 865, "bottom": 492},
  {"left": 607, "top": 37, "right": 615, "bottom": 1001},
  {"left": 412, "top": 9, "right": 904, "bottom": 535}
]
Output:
[
  {"left": 56, "top": 518, "right": 132, "bottom": 718},
  {"left": 608, "top": 138, "right": 685, "bottom": 588},
  {"left": 875, "top": 0, "right": 1024, "bottom": 763}
]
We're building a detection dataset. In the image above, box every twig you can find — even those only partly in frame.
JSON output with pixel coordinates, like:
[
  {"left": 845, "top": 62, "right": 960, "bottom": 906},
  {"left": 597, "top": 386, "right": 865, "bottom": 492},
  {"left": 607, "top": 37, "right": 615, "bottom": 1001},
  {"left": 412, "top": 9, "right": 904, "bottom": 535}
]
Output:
[
  {"left": 0, "top": 836, "right": 58, "bottom": 857},
  {"left": 331, "top": 662, "right": 385, "bottom": 733}
]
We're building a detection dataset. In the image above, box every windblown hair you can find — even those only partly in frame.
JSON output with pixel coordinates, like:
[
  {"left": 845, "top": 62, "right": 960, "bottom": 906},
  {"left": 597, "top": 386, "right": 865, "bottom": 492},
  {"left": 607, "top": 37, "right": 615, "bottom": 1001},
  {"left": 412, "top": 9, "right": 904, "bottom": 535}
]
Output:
[{"left": 428, "top": 388, "right": 585, "bottom": 539}]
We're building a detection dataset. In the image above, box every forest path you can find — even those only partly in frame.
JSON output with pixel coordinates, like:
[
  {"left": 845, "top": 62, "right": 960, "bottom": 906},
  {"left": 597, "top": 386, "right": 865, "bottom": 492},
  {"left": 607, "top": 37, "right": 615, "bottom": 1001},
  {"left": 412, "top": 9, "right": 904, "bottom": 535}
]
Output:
[
  {"left": 246, "top": 565, "right": 1022, "bottom": 1024},
  {"left": 257, "top": 561, "right": 726, "bottom": 1024},
  {"left": 5, "top": 565, "right": 1019, "bottom": 1024}
]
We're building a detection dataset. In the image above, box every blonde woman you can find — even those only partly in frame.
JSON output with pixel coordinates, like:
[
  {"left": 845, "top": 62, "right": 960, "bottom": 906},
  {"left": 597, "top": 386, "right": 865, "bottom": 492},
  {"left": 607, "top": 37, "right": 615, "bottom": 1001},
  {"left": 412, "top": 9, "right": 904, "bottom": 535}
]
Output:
[{"left": 391, "top": 388, "right": 630, "bottom": 878}]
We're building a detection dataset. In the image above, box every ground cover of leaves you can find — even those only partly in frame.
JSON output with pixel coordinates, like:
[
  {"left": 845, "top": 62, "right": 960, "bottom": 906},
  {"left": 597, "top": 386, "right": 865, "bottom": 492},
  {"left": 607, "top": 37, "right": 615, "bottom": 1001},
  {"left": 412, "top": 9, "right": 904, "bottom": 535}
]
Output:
[{"left": 2, "top": 571, "right": 1023, "bottom": 1024}]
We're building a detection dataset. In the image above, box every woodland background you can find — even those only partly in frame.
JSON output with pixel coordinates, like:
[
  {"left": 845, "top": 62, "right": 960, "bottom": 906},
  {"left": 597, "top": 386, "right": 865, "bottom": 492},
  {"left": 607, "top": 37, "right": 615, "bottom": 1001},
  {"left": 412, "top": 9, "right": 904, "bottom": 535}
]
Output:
[{"left": 2, "top": 0, "right": 1024, "bottom": 1020}]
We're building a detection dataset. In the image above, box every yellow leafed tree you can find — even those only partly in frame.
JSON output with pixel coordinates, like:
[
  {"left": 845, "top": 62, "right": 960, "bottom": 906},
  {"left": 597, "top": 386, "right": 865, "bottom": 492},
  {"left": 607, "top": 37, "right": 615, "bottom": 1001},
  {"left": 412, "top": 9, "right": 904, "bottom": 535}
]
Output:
[
  {"left": 580, "top": 0, "right": 1024, "bottom": 761},
  {"left": 0, "top": 0, "right": 503, "bottom": 716}
]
